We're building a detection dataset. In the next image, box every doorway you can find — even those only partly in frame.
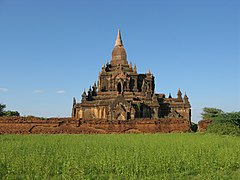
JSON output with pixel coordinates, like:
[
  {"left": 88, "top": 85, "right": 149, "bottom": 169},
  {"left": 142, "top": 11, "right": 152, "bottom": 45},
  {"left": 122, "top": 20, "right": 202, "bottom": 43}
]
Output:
[{"left": 117, "top": 82, "right": 122, "bottom": 94}]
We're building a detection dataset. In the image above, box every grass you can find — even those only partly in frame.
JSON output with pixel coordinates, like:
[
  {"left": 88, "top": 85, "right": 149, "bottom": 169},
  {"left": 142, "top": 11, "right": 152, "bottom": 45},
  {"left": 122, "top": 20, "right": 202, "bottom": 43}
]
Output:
[{"left": 0, "top": 133, "right": 240, "bottom": 179}]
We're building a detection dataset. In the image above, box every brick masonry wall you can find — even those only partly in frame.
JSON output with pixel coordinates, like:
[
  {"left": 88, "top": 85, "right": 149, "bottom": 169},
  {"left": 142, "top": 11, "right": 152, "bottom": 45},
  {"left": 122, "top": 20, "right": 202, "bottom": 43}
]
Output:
[
  {"left": 198, "top": 120, "right": 213, "bottom": 132},
  {"left": 0, "top": 117, "right": 191, "bottom": 134}
]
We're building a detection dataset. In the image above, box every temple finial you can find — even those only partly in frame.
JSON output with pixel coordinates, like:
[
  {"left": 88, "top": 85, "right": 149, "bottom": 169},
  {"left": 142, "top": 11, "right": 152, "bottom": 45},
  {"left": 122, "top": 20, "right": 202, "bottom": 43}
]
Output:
[
  {"left": 178, "top": 88, "right": 182, "bottom": 95},
  {"left": 148, "top": 69, "right": 151, "bottom": 74},
  {"left": 177, "top": 88, "right": 182, "bottom": 99},
  {"left": 115, "top": 29, "right": 123, "bottom": 47},
  {"left": 133, "top": 64, "right": 137, "bottom": 72},
  {"left": 184, "top": 92, "right": 190, "bottom": 104},
  {"left": 73, "top": 97, "right": 76, "bottom": 105}
]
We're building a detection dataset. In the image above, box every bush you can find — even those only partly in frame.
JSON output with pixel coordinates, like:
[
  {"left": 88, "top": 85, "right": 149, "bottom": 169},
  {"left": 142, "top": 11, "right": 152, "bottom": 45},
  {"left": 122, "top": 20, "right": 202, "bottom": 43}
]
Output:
[
  {"left": 26, "top": 115, "right": 47, "bottom": 120},
  {"left": 3, "top": 111, "right": 20, "bottom": 117},
  {"left": 201, "top": 107, "right": 240, "bottom": 136},
  {"left": 214, "top": 112, "right": 240, "bottom": 127},
  {"left": 0, "top": 104, "right": 6, "bottom": 116},
  {"left": 207, "top": 122, "right": 240, "bottom": 136},
  {"left": 0, "top": 103, "right": 20, "bottom": 117}
]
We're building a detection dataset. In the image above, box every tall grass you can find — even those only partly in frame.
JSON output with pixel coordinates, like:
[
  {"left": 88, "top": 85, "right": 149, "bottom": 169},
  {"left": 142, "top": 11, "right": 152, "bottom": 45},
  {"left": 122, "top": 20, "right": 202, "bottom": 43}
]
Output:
[{"left": 0, "top": 134, "right": 239, "bottom": 179}]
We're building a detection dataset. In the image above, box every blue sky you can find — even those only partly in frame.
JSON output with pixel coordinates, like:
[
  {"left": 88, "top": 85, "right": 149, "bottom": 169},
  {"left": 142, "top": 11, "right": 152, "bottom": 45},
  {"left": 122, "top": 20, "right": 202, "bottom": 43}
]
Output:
[{"left": 0, "top": 0, "right": 239, "bottom": 122}]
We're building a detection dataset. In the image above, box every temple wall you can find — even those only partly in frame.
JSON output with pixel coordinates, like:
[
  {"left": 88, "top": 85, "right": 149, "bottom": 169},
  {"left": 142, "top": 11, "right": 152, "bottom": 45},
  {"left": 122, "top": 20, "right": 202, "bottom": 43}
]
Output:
[
  {"left": 75, "top": 107, "right": 108, "bottom": 120},
  {"left": 175, "top": 107, "right": 191, "bottom": 121},
  {"left": 0, "top": 117, "right": 190, "bottom": 134},
  {"left": 198, "top": 119, "right": 213, "bottom": 132},
  {"left": 78, "top": 109, "right": 82, "bottom": 119}
]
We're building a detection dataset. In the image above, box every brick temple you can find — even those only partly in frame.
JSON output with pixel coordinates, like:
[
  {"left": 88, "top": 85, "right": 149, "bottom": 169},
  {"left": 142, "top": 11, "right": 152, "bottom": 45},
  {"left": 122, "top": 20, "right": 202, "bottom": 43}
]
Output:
[
  {"left": 72, "top": 29, "right": 191, "bottom": 123},
  {"left": 0, "top": 29, "right": 192, "bottom": 134}
]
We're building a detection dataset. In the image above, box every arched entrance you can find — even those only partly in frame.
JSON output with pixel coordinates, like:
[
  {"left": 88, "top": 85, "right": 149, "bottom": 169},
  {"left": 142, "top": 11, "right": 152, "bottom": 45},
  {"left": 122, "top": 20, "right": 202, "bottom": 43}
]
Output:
[{"left": 117, "top": 82, "right": 122, "bottom": 94}]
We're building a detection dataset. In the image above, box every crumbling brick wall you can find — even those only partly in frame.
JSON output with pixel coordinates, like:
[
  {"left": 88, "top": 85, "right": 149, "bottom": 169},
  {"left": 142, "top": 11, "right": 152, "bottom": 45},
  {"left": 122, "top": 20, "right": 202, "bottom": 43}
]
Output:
[
  {"left": 198, "top": 120, "right": 213, "bottom": 132},
  {"left": 0, "top": 117, "right": 190, "bottom": 134}
]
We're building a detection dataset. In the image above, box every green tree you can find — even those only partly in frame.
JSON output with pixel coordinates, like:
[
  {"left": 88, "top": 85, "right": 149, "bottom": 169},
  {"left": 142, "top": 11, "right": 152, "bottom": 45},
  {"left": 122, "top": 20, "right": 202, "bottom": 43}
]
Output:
[
  {"left": 0, "top": 104, "right": 20, "bottom": 117},
  {"left": 205, "top": 110, "right": 240, "bottom": 136},
  {"left": 3, "top": 111, "right": 20, "bottom": 117},
  {"left": 0, "top": 103, "right": 6, "bottom": 116},
  {"left": 214, "top": 112, "right": 240, "bottom": 127},
  {"left": 201, "top": 107, "right": 223, "bottom": 120}
]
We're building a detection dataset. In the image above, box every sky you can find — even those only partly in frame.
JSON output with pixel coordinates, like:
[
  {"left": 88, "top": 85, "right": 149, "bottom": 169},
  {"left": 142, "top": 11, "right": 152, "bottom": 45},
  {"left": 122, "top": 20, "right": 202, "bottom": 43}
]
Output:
[{"left": 0, "top": 0, "right": 239, "bottom": 122}]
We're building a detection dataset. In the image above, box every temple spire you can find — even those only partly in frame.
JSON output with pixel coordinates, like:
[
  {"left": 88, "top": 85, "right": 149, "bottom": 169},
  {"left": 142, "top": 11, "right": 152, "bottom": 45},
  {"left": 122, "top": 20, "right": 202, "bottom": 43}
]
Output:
[
  {"left": 148, "top": 69, "right": 151, "bottom": 74},
  {"left": 115, "top": 29, "right": 123, "bottom": 47},
  {"left": 177, "top": 88, "right": 182, "bottom": 99},
  {"left": 184, "top": 92, "right": 190, "bottom": 105}
]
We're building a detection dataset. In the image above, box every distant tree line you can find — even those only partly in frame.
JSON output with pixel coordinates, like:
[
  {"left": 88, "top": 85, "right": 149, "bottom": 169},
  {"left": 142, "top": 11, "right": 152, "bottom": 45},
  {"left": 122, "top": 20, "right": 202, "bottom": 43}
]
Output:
[
  {"left": 201, "top": 107, "right": 240, "bottom": 136},
  {"left": 0, "top": 103, "right": 20, "bottom": 117}
]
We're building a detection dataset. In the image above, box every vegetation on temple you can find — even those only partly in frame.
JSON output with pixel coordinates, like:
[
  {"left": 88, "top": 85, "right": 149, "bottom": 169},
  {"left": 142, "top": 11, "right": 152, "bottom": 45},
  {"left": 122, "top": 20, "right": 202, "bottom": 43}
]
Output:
[{"left": 0, "top": 134, "right": 239, "bottom": 179}]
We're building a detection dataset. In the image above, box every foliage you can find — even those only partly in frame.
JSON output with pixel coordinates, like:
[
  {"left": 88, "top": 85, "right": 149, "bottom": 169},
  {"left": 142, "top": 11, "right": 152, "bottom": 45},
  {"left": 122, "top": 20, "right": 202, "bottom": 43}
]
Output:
[
  {"left": 207, "top": 122, "right": 240, "bottom": 136},
  {"left": 0, "top": 134, "right": 240, "bottom": 179},
  {"left": 0, "top": 103, "right": 6, "bottom": 116},
  {"left": 204, "top": 109, "right": 240, "bottom": 136},
  {"left": 0, "top": 104, "right": 20, "bottom": 117},
  {"left": 214, "top": 112, "right": 240, "bottom": 127},
  {"left": 3, "top": 111, "right": 20, "bottom": 117},
  {"left": 25, "top": 115, "right": 48, "bottom": 120},
  {"left": 201, "top": 107, "right": 223, "bottom": 120}
]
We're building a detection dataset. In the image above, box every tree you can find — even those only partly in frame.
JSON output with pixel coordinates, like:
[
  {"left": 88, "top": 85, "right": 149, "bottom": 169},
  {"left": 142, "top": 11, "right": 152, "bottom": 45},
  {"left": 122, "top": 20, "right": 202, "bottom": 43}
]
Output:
[
  {"left": 201, "top": 107, "right": 223, "bottom": 120},
  {"left": 201, "top": 107, "right": 240, "bottom": 136},
  {"left": 0, "top": 104, "right": 20, "bottom": 117},
  {"left": 207, "top": 122, "right": 240, "bottom": 136},
  {"left": 3, "top": 111, "right": 20, "bottom": 117},
  {"left": 214, "top": 112, "right": 240, "bottom": 127},
  {"left": 0, "top": 104, "right": 6, "bottom": 116}
]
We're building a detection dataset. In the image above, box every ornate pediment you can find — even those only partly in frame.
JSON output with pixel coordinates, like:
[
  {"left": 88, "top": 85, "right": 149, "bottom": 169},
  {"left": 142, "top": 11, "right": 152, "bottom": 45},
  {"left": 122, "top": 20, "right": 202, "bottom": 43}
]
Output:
[
  {"left": 166, "top": 110, "right": 182, "bottom": 118},
  {"left": 115, "top": 72, "right": 127, "bottom": 80},
  {"left": 110, "top": 96, "right": 131, "bottom": 120},
  {"left": 111, "top": 96, "right": 131, "bottom": 110}
]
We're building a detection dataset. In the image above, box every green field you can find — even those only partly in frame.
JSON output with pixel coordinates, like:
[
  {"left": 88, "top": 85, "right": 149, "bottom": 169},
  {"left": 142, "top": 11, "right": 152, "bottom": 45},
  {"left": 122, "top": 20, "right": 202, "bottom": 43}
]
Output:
[{"left": 0, "top": 134, "right": 240, "bottom": 179}]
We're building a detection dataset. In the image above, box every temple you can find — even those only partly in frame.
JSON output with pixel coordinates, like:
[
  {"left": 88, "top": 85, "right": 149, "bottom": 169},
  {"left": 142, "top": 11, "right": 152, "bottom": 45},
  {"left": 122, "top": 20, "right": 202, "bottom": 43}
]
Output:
[{"left": 72, "top": 29, "right": 191, "bottom": 122}]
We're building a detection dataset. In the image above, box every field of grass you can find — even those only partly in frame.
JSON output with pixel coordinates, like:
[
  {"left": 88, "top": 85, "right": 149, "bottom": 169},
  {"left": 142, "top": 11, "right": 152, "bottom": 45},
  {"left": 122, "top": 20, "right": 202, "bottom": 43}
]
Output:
[{"left": 0, "top": 133, "right": 240, "bottom": 179}]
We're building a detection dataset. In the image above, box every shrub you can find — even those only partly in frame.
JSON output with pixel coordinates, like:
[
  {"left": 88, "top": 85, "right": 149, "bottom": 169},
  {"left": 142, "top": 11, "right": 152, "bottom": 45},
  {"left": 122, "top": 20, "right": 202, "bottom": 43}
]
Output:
[
  {"left": 0, "top": 104, "right": 20, "bottom": 117},
  {"left": 3, "top": 111, "right": 20, "bottom": 117},
  {"left": 214, "top": 112, "right": 240, "bottom": 127},
  {"left": 0, "top": 104, "right": 6, "bottom": 116},
  {"left": 207, "top": 122, "right": 240, "bottom": 136},
  {"left": 201, "top": 107, "right": 240, "bottom": 136}
]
